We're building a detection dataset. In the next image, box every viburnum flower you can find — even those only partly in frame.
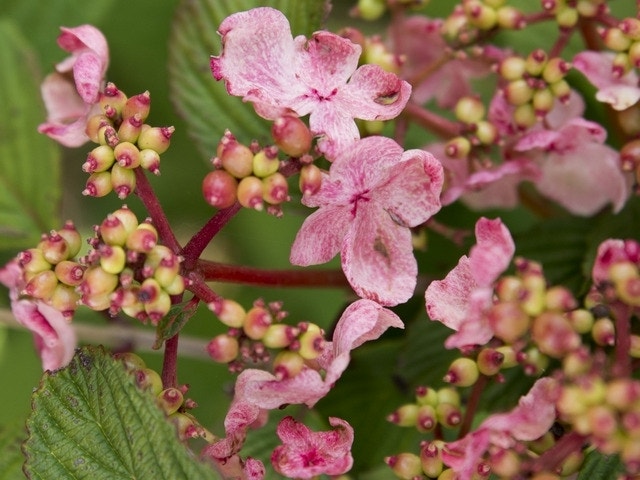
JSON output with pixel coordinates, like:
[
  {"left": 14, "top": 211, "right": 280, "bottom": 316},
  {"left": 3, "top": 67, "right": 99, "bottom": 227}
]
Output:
[
  {"left": 425, "top": 217, "right": 514, "bottom": 349},
  {"left": 441, "top": 377, "right": 559, "bottom": 479},
  {"left": 0, "top": 260, "right": 76, "bottom": 371},
  {"left": 290, "top": 136, "right": 444, "bottom": 306},
  {"left": 210, "top": 7, "right": 411, "bottom": 159},
  {"left": 390, "top": 15, "right": 500, "bottom": 108},
  {"left": 38, "top": 25, "right": 109, "bottom": 147},
  {"left": 271, "top": 416, "right": 354, "bottom": 479},
  {"left": 573, "top": 51, "right": 640, "bottom": 111}
]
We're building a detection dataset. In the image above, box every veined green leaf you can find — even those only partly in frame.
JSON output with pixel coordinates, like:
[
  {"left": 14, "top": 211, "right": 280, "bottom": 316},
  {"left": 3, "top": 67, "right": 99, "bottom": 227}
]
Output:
[
  {"left": 24, "top": 346, "right": 219, "bottom": 479},
  {"left": 0, "top": 20, "right": 61, "bottom": 251},
  {"left": 168, "top": 0, "right": 329, "bottom": 160}
]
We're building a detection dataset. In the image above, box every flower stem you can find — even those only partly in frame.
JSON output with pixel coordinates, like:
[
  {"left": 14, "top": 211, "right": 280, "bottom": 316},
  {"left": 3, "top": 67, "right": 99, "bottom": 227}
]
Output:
[
  {"left": 181, "top": 203, "right": 242, "bottom": 270},
  {"left": 134, "top": 168, "right": 181, "bottom": 253},
  {"left": 529, "top": 431, "right": 587, "bottom": 474},
  {"left": 161, "top": 333, "right": 179, "bottom": 388},
  {"left": 404, "top": 102, "right": 460, "bottom": 139},
  {"left": 458, "top": 374, "right": 488, "bottom": 438},
  {"left": 611, "top": 301, "right": 633, "bottom": 377},
  {"left": 197, "top": 259, "right": 351, "bottom": 289}
]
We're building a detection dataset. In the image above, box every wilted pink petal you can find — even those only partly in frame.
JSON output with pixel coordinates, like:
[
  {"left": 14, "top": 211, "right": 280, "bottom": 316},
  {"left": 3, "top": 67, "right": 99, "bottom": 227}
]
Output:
[
  {"left": 211, "top": 7, "right": 411, "bottom": 159},
  {"left": 573, "top": 51, "right": 640, "bottom": 111},
  {"left": 0, "top": 260, "right": 76, "bottom": 371},
  {"left": 442, "top": 378, "right": 559, "bottom": 479},
  {"left": 291, "top": 136, "right": 443, "bottom": 306},
  {"left": 425, "top": 218, "right": 514, "bottom": 349},
  {"left": 38, "top": 25, "right": 109, "bottom": 147},
  {"left": 271, "top": 416, "right": 354, "bottom": 479}
]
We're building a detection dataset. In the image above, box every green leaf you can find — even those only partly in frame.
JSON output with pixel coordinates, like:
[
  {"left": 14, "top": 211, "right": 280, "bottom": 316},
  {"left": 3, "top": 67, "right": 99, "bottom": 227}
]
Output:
[
  {"left": 0, "top": 20, "right": 61, "bottom": 251},
  {"left": 577, "top": 450, "right": 624, "bottom": 480},
  {"left": 168, "top": 0, "right": 329, "bottom": 160},
  {"left": 23, "top": 346, "right": 219, "bottom": 480},
  {"left": 153, "top": 301, "right": 198, "bottom": 350},
  {"left": 0, "top": 420, "right": 26, "bottom": 480}
]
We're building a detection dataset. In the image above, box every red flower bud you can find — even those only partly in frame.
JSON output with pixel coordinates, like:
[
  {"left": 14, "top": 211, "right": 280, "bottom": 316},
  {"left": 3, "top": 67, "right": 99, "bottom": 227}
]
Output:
[
  {"left": 38, "top": 231, "right": 71, "bottom": 265},
  {"left": 262, "top": 172, "right": 289, "bottom": 204},
  {"left": 126, "top": 223, "right": 158, "bottom": 253},
  {"left": 202, "top": 170, "right": 238, "bottom": 209},
  {"left": 237, "top": 175, "right": 264, "bottom": 210},
  {"left": 54, "top": 260, "right": 85, "bottom": 286},
  {"left": 157, "top": 387, "right": 184, "bottom": 415},
  {"left": 243, "top": 306, "right": 272, "bottom": 340},
  {"left": 299, "top": 164, "right": 322, "bottom": 197},
  {"left": 122, "top": 91, "right": 151, "bottom": 122},
  {"left": 271, "top": 115, "right": 312, "bottom": 157},
  {"left": 219, "top": 137, "right": 254, "bottom": 178}
]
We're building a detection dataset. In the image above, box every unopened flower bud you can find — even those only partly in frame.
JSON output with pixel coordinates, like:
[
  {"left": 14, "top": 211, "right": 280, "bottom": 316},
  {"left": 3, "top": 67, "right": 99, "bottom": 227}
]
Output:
[
  {"left": 110, "top": 164, "right": 137, "bottom": 199},
  {"left": 562, "top": 347, "right": 592, "bottom": 378},
  {"left": 297, "top": 323, "right": 324, "bottom": 360},
  {"left": 415, "top": 385, "right": 438, "bottom": 406},
  {"left": 262, "top": 324, "right": 297, "bottom": 349},
  {"left": 114, "top": 141, "right": 141, "bottom": 169},
  {"left": 444, "top": 136, "right": 472, "bottom": 159},
  {"left": 490, "top": 448, "right": 521, "bottom": 478},
  {"left": 496, "top": 6, "right": 524, "bottom": 29},
  {"left": 477, "top": 348, "right": 504, "bottom": 376},
  {"left": 262, "top": 172, "right": 289, "bottom": 204},
  {"left": 299, "top": 164, "right": 323, "bottom": 197},
  {"left": 23, "top": 269, "right": 58, "bottom": 300},
  {"left": 436, "top": 387, "right": 460, "bottom": 407},
  {"left": 100, "top": 215, "right": 130, "bottom": 247},
  {"left": 54, "top": 260, "right": 85, "bottom": 286},
  {"left": 19, "top": 248, "right": 52, "bottom": 275},
  {"left": 387, "top": 403, "right": 419, "bottom": 427},
  {"left": 39, "top": 231, "right": 72, "bottom": 265},
  {"left": 592, "top": 317, "right": 615, "bottom": 346},
  {"left": 113, "top": 351, "right": 146, "bottom": 371},
  {"left": 542, "top": 57, "right": 571, "bottom": 84},
  {"left": 513, "top": 103, "right": 537, "bottom": 129},
  {"left": 82, "top": 292, "right": 112, "bottom": 311},
  {"left": 210, "top": 298, "right": 246, "bottom": 328},
  {"left": 532, "top": 311, "right": 581, "bottom": 358},
  {"left": 354, "top": 0, "right": 386, "bottom": 21},
  {"left": 83, "top": 171, "right": 113, "bottom": 197},
  {"left": 202, "top": 170, "right": 238, "bottom": 209},
  {"left": 487, "top": 301, "right": 530, "bottom": 343},
  {"left": 474, "top": 120, "right": 498, "bottom": 144},
  {"left": 435, "top": 402, "right": 462, "bottom": 428},
  {"left": 237, "top": 175, "right": 264, "bottom": 210},
  {"left": 420, "top": 441, "right": 444, "bottom": 478},
  {"left": 416, "top": 404, "right": 438, "bottom": 432},
  {"left": 526, "top": 49, "right": 548, "bottom": 76},
  {"left": 99, "top": 83, "right": 128, "bottom": 118},
  {"left": 122, "top": 91, "right": 151, "bottom": 122},
  {"left": 498, "top": 56, "right": 527, "bottom": 81},
  {"left": 99, "top": 244, "right": 127, "bottom": 275},
  {"left": 157, "top": 387, "right": 184, "bottom": 415},
  {"left": 606, "top": 378, "right": 640, "bottom": 411},
  {"left": 384, "top": 452, "right": 422, "bottom": 479},
  {"left": 135, "top": 367, "right": 163, "bottom": 395},
  {"left": 566, "top": 308, "right": 594, "bottom": 334},
  {"left": 495, "top": 345, "right": 518, "bottom": 368},
  {"left": 126, "top": 223, "right": 158, "bottom": 253},
  {"left": 137, "top": 125, "right": 173, "bottom": 154},
  {"left": 243, "top": 306, "right": 272, "bottom": 340},
  {"left": 271, "top": 115, "right": 312, "bottom": 157},
  {"left": 464, "top": 1, "right": 497, "bottom": 30},
  {"left": 117, "top": 113, "right": 144, "bottom": 143},
  {"left": 219, "top": 137, "right": 254, "bottom": 178},
  {"left": 455, "top": 96, "right": 485, "bottom": 124},
  {"left": 521, "top": 346, "right": 549, "bottom": 376},
  {"left": 620, "top": 17, "right": 640, "bottom": 41},
  {"left": 163, "top": 274, "right": 185, "bottom": 296},
  {"left": 533, "top": 88, "right": 555, "bottom": 116},
  {"left": 86, "top": 114, "right": 113, "bottom": 144},
  {"left": 443, "top": 357, "right": 479, "bottom": 386},
  {"left": 83, "top": 144, "right": 115, "bottom": 173},
  {"left": 504, "top": 79, "right": 534, "bottom": 106},
  {"left": 252, "top": 150, "right": 279, "bottom": 178},
  {"left": 81, "top": 265, "right": 119, "bottom": 297},
  {"left": 97, "top": 124, "right": 119, "bottom": 148},
  {"left": 273, "top": 350, "right": 304, "bottom": 379},
  {"left": 139, "top": 148, "right": 161, "bottom": 175}
]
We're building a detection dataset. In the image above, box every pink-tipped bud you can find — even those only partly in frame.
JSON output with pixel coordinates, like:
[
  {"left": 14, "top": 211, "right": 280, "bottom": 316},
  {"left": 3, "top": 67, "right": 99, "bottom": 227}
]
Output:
[
  {"left": 435, "top": 402, "right": 462, "bottom": 428},
  {"left": 415, "top": 385, "right": 439, "bottom": 406},
  {"left": 49, "top": 283, "right": 80, "bottom": 315},
  {"left": 141, "top": 280, "right": 171, "bottom": 323},
  {"left": 262, "top": 172, "right": 289, "bottom": 205},
  {"left": 57, "top": 221, "right": 82, "bottom": 258},
  {"left": 236, "top": 176, "right": 264, "bottom": 210},
  {"left": 386, "top": 403, "right": 419, "bottom": 427},
  {"left": 273, "top": 350, "right": 304, "bottom": 380},
  {"left": 202, "top": 170, "right": 238, "bottom": 209},
  {"left": 592, "top": 317, "right": 615, "bottom": 346},
  {"left": 498, "top": 56, "right": 527, "bottom": 81},
  {"left": 496, "top": 5, "right": 525, "bottom": 30},
  {"left": 19, "top": 248, "right": 52, "bottom": 275},
  {"left": 252, "top": 150, "right": 279, "bottom": 178},
  {"left": 139, "top": 148, "right": 161, "bottom": 175},
  {"left": 114, "top": 141, "right": 141, "bottom": 169},
  {"left": 85, "top": 114, "right": 112, "bottom": 144},
  {"left": 487, "top": 301, "right": 530, "bottom": 343},
  {"left": 420, "top": 441, "right": 444, "bottom": 478},
  {"left": 513, "top": 103, "right": 538, "bottom": 129},
  {"left": 137, "top": 125, "right": 173, "bottom": 154},
  {"left": 112, "top": 206, "right": 139, "bottom": 236},
  {"left": 110, "top": 164, "right": 137, "bottom": 199},
  {"left": 620, "top": 17, "right": 640, "bottom": 41},
  {"left": 100, "top": 83, "right": 128, "bottom": 118},
  {"left": 135, "top": 367, "right": 163, "bottom": 395},
  {"left": 100, "top": 215, "right": 128, "bottom": 246},
  {"left": 54, "top": 260, "right": 85, "bottom": 286},
  {"left": 532, "top": 311, "right": 581, "bottom": 358},
  {"left": 83, "top": 171, "right": 113, "bottom": 197},
  {"left": 97, "top": 124, "right": 119, "bottom": 148},
  {"left": 545, "top": 285, "right": 577, "bottom": 312},
  {"left": 416, "top": 404, "right": 438, "bottom": 433},
  {"left": 490, "top": 448, "right": 521, "bottom": 478},
  {"left": 242, "top": 306, "right": 272, "bottom": 340},
  {"left": 126, "top": 223, "right": 158, "bottom": 253},
  {"left": 83, "top": 145, "right": 115, "bottom": 173},
  {"left": 526, "top": 48, "right": 548, "bottom": 76},
  {"left": 157, "top": 388, "right": 184, "bottom": 415},
  {"left": 445, "top": 136, "right": 472, "bottom": 159},
  {"left": 210, "top": 298, "right": 246, "bottom": 328},
  {"left": 113, "top": 351, "right": 147, "bottom": 371},
  {"left": 219, "top": 138, "right": 254, "bottom": 178},
  {"left": 477, "top": 347, "right": 504, "bottom": 376},
  {"left": 80, "top": 265, "right": 119, "bottom": 297},
  {"left": 99, "top": 244, "right": 127, "bottom": 275},
  {"left": 262, "top": 324, "right": 298, "bottom": 349},
  {"left": 542, "top": 57, "right": 571, "bottom": 84},
  {"left": 38, "top": 231, "right": 71, "bottom": 265},
  {"left": 162, "top": 274, "right": 185, "bottom": 296},
  {"left": 455, "top": 96, "right": 485, "bottom": 124},
  {"left": 23, "top": 269, "right": 58, "bottom": 300},
  {"left": 122, "top": 91, "right": 151, "bottom": 122},
  {"left": 504, "top": 79, "right": 534, "bottom": 106},
  {"left": 297, "top": 323, "right": 324, "bottom": 360},
  {"left": 464, "top": 1, "right": 498, "bottom": 30},
  {"left": 298, "top": 164, "right": 323, "bottom": 197},
  {"left": 271, "top": 115, "right": 312, "bottom": 157},
  {"left": 436, "top": 387, "right": 461, "bottom": 407},
  {"left": 532, "top": 88, "right": 556, "bottom": 116},
  {"left": 474, "top": 120, "right": 498, "bottom": 145},
  {"left": 117, "top": 113, "right": 144, "bottom": 143},
  {"left": 443, "top": 357, "right": 479, "bottom": 387},
  {"left": 384, "top": 453, "right": 422, "bottom": 479}
]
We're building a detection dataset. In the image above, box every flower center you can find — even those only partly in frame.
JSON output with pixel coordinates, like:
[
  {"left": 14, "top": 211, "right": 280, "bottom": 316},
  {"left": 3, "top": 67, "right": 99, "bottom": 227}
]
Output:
[
  {"left": 350, "top": 190, "right": 371, "bottom": 216},
  {"left": 308, "top": 87, "right": 338, "bottom": 102}
]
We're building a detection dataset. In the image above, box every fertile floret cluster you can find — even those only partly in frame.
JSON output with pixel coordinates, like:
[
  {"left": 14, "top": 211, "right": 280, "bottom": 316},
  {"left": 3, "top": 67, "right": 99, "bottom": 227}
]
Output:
[{"left": 82, "top": 83, "right": 174, "bottom": 198}]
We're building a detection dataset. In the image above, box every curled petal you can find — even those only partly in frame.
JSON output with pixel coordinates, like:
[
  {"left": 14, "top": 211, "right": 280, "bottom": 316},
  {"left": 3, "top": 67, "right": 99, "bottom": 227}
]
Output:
[
  {"left": 425, "top": 255, "right": 474, "bottom": 332},
  {"left": 290, "top": 206, "right": 351, "bottom": 266},
  {"left": 469, "top": 217, "right": 515, "bottom": 286}
]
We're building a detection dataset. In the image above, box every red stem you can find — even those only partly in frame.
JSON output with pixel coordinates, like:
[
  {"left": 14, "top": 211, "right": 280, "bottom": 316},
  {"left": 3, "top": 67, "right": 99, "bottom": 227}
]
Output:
[
  {"left": 611, "top": 301, "right": 633, "bottom": 378},
  {"left": 458, "top": 375, "right": 488, "bottom": 438},
  {"left": 134, "top": 168, "right": 181, "bottom": 253},
  {"left": 161, "top": 334, "right": 179, "bottom": 388},
  {"left": 529, "top": 431, "right": 587, "bottom": 474},
  {"left": 181, "top": 203, "right": 242, "bottom": 270},
  {"left": 197, "top": 259, "right": 351, "bottom": 289},
  {"left": 403, "top": 102, "right": 460, "bottom": 139}
]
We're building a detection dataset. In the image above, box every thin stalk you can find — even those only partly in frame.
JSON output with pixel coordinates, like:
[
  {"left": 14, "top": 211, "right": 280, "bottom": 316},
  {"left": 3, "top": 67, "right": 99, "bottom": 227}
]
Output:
[{"left": 161, "top": 334, "right": 179, "bottom": 388}]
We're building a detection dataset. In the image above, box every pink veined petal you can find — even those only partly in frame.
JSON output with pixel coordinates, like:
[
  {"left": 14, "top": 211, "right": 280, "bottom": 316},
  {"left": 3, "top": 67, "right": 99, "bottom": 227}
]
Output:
[
  {"left": 443, "top": 286, "right": 494, "bottom": 349},
  {"left": 243, "top": 458, "right": 266, "bottom": 480},
  {"left": 309, "top": 102, "right": 361, "bottom": 160},
  {"left": 469, "top": 217, "right": 515, "bottom": 286},
  {"left": 290, "top": 205, "right": 351, "bottom": 266},
  {"left": 58, "top": 25, "right": 109, "bottom": 66},
  {"left": 342, "top": 206, "right": 417, "bottom": 306},
  {"left": 72, "top": 51, "right": 106, "bottom": 103},
  {"left": 425, "top": 255, "right": 474, "bottom": 331},
  {"left": 536, "top": 144, "right": 629, "bottom": 215},
  {"left": 338, "top": 64, "right": 412, "bottom": 121},
  {"left": 442, "top": 429, "right": 491, "bottom": 479},
  {"left": 514, "top": 129, "right": 560, "bottom": 151},
  {"left": 377, "top": 149, "right": 443, "bottom": 227},
  {"left": 543, "top": 90, "right": 586, "bottom": 130},
  {"left": 210, "top": 7, "right": 304, "bottom": 114}
]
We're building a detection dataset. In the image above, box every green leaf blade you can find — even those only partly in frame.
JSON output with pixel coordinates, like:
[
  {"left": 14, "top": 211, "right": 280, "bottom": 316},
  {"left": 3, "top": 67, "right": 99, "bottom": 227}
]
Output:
[{"left": 24, "top": 346, "right": 218, "bottom": 480}]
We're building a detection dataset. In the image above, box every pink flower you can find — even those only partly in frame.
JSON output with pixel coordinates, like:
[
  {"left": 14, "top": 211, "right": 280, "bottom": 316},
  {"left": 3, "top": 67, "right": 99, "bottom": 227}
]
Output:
[
  {"left": 290, "top": 136, "right": 443, "bottom": 306},
  {"left": 391, "top": 15, "right": 499, "bottom": 108},
  {"left": 573, "top": 51, "right": 640, "bottom": 111},
  {"left": 38, "top": 25, "right": 109, "bottom": 147},
  {"left": 271, "top": 416, "right": 354, "bottom": 479},
  {"left": 0, "top": 260, "right": 76, "bottom": 371},
  {"left": 425, "top": 217, "right": 514, "bottom": 349},
  {"left": 513, "top": 91, "right": 630, "bottom": 216},
  {"left": 210, "top": 7, "right": 411, "bottom": 159},
  {"left": 442, "top": 377, "right": 559, "bottom": 479}
]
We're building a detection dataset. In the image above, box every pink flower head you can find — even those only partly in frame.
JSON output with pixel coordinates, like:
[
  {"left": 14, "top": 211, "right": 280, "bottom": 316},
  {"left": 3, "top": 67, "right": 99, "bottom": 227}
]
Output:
[
  {"left": 573, "top": 51, "right": 640, "bottom": 111},
  {"left": 271, "top": 416, "right": 354, "bottom": 479},
  {"left": 38, "top": 25, "right": 109, "bottom": 147},
  {"left": 236, "top": 299, "right": 403, "bottom": 409},
  {"left": 425, "top": 217, "right": 514, "bottom": 349},
  {"left": 210, "top": 7, "right": 411, "bottom": 159},
  {"left": 0, "top": 260, "right": 76, "bottom": 371},
  {"left": 290, "top": 136, "right": 443, "bottom": 306},
  {"left": 391, "top": 15, "right": 499, "bottom": 108},
  {"left": 442, "top": 377, "right": 559, "bottom": 479},
  {"left": 592, "top": 238, "right": 640, "bottom": 285},
  {"left": 513, "top": 91, "right": 630, "bottom": 216}
]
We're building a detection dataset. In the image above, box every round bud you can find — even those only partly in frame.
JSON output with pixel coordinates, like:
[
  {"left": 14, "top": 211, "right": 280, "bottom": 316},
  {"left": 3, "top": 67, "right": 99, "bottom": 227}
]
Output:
[
  {"left": 237, "top": 175, "right": 264, "bottom": 210},
  {"left": 202, "top": 170, "right": 238, "bottom": 209},
  {"left": 83, "top": 145, "right": 115, "bottom": 173},
  {"left": 137, "top": 125, "right": 174, "bottom": 154},
  {"left": 531, "top": 311, "right": 581, "bottom": 358},
  {"left": 556, "top": 6, "right": 579, "bottom": 28},
  {"left": 386, "top": 404, "right": 419, "bottom": 427},
  {"left": 38, "top": 231, "right": 71, "bottom": 265},
  {"left": 210, "top": 298, "right": 246, "bottom": 328},
  {"left": 487, "top": 301, "right": 530, "bottom": 343},
  {"left": 135, "top": 367, "right": 163, "bottom": 395},
  {"left": 435, "top": 402, "right": 462, "bottom": 428},
  {"left": 436, "top": 387, "right": 460, "bottom": 407},
  {"left": 542, "top": 57, "right": 571, "bottom": 84},
  {"left": 99, "top": 244, "right": 127, "bottom": 275},
  {"left": 19, "top": 248, "right": 52, "bottom": 275},
  {"left": 498, "top": 56, "right": 527, "bottom": 81},
  {"left": 23, "top": 269, "right": 58, "bottom": 300},
  {"left": 100, "top": 83, "right": 128, "bottom": 118},
  {"left": 157, "top": 388, "right": 184, "bottom": 415},
  {"left": 474, "top": 120, "right": 498, "bottom": 144},
  {"left": 54, "top": 260, "right": 85, "bottom": 286},
  {"left": 416, "top": 404, "right": 438, "bottom": 432},
  {"left": 297, "top": 323, "right": 325, "bottom": 360},
  {"left": 122, "top": 91, "right": 151, "bottom": 122},
  {"left": 355, "top": 0, "right": 386, "bottom": 21},
  {"left": 445, "top": 136, "right": 472, "bottom": 159},
  {"left": 49, "top": 283, "right": 81, "bottom": 315},
  {"left": 262, "top": 324, "right": 297, "bottom": 349},
  {"left": 273, "top": 350, "right": 305, "bottom": 379},
  {"left": 443, "top": 357, "right": 479, "bottom": 387},
  {"left": 139, "top": 148, "right": 161, "bottom": 175},
  {"left": 592, "top": 317, "right": 615, "bottom": 346},
  {"left": 97, "top": 124, "right": 119, "bottom": 148},
  {"left": 243, "top": 306, "right": 272, "bottom": 340},
  {"left": 415, "top": 386, "right": 438, "bottom": 406},
  {"left": 298, "top": 164, "right": 323, "bottom": 197},
  {"left": 504, "top": 79, "right": 534, "bottom": 106},
  {"left": 420, "top": 441, "right": 444, "bottom": 478},
  {"left": 126, "top": 223, "right": 158, "bottom": 253},
  {"left": 271, "top": 115, "right": 312, "bottom": 157},
  {"left": 81, "top": 265, "right": 119, "bottom": 297},
  {"left": 477, "top": 348, "right": 504, "bottom": 376},
  {"left": 57, "top": 221, "right": 82, "bottom": 258},
  {"left": 526, "top": 49, "right": 548, "bottom": 76},
  {"left": 219, "top": 140, "right": 254, "bottom": 179},
  {"left": 85, "top": 114, "right": 112, "bottom": 144},
  {"left": 455, "top": 96, "right": 485, "bottom": 124},
  {"left": 117, "top": 114, "right": 143, "bottom": 143},
  {"left": 513, "top": 103, "right": 537, "bottom": 129},
  {"left": 496, "top": 5, "right": 524, "bottom": 29},
  {"left": 384, "top": 453, "right": 422, "bottom": 479},
  {"left": 262, "top": 172, "right": 289, "bottom": 204},
  {"left": 112, "top": 206, "right": 139, "bottom": 236},
  {"left": 113, "top": 351, "right": 147, "bottom": 371},
  {"left": 114, "top": 141, "right": 141, "bottom": 169},
  {"left": 110, "top": 164, "right": 137, "bottom": 199},
  {"left": 252, "top": 150, "right": 279, "bottom": 178},
  {"left": 83, "top": 171, "right": 113, "bottom": 197}
]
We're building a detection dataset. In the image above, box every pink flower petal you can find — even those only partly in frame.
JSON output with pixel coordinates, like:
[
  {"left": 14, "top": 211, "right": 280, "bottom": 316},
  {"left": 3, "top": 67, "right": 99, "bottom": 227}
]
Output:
[
  {"left": 425, "top": 255, "right": 474, "bottom": 332},
  {"left": 290, "top": 205, "right": 351, "bottom": 266},
  {"left": 469, "top": 217, "right": 515, "bottom": 286}
]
